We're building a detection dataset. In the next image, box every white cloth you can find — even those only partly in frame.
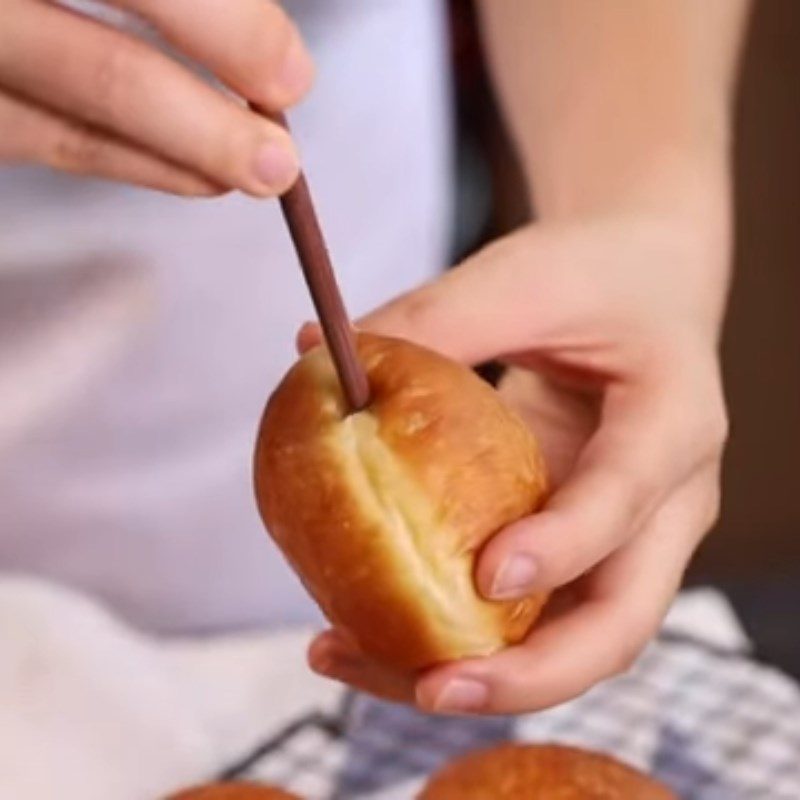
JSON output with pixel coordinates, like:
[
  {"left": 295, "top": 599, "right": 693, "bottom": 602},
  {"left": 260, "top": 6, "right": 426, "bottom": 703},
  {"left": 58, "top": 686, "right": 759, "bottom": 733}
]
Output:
[
  {"left": 0, "top": 1, "right": 452, "bottom": 633},
  {"left": 0, "top": 576, "right": 336, "bottom": 800}
]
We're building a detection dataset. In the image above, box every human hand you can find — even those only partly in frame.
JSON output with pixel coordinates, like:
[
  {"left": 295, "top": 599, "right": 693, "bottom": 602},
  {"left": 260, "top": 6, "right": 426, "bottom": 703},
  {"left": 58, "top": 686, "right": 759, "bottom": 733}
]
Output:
[
  {"left": 302, "top": 210, "right": 730, "bottom": 714},
  {"left": 0, "top": 0, "right": 312, "bottom": 195}
]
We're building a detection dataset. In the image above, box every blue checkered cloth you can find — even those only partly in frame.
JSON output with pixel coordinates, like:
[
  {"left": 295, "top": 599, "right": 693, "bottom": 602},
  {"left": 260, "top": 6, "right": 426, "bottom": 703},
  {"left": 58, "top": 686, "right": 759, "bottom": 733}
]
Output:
[{"left": 220, "top": 632, "right": 800, "bottom": 800}]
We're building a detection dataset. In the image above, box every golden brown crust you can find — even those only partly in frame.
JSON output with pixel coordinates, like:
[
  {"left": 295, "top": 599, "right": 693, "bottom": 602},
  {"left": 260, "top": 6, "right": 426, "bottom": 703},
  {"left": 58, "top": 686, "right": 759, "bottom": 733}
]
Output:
[
  {"left": 419, "top": 744, "right": 677, "bottom": 799},
  {"left": 166, "top": 782, "right": 300, "bottom": 799},
  {"left": 254, "top": 333, "right": 549, "bottom": 670}
]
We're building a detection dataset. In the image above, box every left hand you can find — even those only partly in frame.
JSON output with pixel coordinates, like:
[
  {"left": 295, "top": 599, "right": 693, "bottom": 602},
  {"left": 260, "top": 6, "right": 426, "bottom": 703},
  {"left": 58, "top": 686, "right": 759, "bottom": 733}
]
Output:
[{"left": 298, "top": 210, "right": 729, "bottom": 715}]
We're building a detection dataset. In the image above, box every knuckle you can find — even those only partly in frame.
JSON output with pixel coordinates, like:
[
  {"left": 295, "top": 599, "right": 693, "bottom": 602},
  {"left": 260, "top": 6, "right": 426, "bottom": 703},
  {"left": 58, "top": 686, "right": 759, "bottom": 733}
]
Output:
[
  {"left": 699, "top": 480, "right": 723, "bottom": 532},
  {"left": 52, "top": 123, "right": 104, "bottom": 172},
  {"left": 605, "top": 637, "right": 644, "bottom": 677},
  {"left": 395, "top": 287, "right": 441, "bottom": 332},
  {"left": 619, "top": 468, "right": 660, "bottom": 521},
  {"left": 709, "top": 407, "right": 730, "bottom": 451},
  {"left": 592, "top": 457, "right": 659, "bottom": 530},
  {"left": 237, "top": 7, "right": 295, "bottom": 95},
  {"left": 90, "top": 43, "right": 138, "bottom": 124},
  {"left": 529, "top": 537, "right": 591, "bottom": 590},
  {"left": 0, "top": 97, "right": 25, "bottom": 162},
  {"left": 695, "top": 402, "right": 729, "bottom": 463},
  {"left": 703, "top": 489, "right": 722, "bottom": 531},
  {"left": 541, "top": 550, "right": 584, "bottom": 589},
  {"left": 212, "top": 119, "right": 260, "bottom": 186},
  {"left": 602, "top": 609, "right": 662, "bottom": 679},
  {"left": 686, "top": 357, "right": 730, "bottom": 459}
]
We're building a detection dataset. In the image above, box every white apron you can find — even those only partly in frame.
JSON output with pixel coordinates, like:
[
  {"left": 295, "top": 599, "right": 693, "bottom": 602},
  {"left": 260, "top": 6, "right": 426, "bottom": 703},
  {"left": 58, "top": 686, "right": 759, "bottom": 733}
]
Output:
[{"left": 0, "top": 0, "right": 452, "bottom": 633}]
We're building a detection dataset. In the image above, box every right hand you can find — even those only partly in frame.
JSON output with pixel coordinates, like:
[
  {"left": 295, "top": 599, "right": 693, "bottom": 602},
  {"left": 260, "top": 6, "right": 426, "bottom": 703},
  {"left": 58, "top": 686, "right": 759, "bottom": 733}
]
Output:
[{"left": 0, "top": 0, "right": 313, "bottom": 196}]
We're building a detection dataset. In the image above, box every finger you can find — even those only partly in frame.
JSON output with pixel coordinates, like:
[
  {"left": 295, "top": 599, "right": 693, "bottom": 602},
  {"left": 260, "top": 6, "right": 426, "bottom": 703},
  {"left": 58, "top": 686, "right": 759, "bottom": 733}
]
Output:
[
  {"left": 496, "top": 367, "right": 599, "bottom": 487},
  {"left": 357, "top": 231, "right": 585, "bottom": 365},
  {"left": 416, "top": 474, "right": 713, "bottom": 715},
  {"left": 295, "top": 322, "right": 362, "bottom": 356},
  {"left": 476, "top": 405, "right": 668, "bottom": 600},
  {"left": 117, "top": 0, "right": 314, "bottom": 108},
  {"left": 0, "top": 91, "right": 222, "bottom": 196},
  {"left": 0, "top": 2, "right": 299, "bottom": 196},
  {"left": 308, "top": 631, "right": 415, "bottom": 703},
  {"left": 296, "top": 321, "right": 322, "bottom": 354},
  {"left": 476, "top": 378, "right": 708, "bottom": 600}
]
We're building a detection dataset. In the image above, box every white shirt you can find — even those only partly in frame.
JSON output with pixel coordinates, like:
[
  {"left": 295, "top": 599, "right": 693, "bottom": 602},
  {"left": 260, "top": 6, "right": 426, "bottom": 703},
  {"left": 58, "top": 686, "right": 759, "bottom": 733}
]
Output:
[{"left": 0, "top": 0, "right": 452, "bottom": 633}]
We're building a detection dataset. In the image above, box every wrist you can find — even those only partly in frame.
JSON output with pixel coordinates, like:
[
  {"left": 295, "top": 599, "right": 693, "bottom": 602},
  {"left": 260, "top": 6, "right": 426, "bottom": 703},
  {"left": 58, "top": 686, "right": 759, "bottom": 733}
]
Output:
[
  {"left": 532, "top": 144, "right": 733, "bottom": 291},
  {"left": 516, "top": 148, "right": 734, "bottom": 340},
  {"left": 528, "top": 141, "right": 731, "bottom": 227}
]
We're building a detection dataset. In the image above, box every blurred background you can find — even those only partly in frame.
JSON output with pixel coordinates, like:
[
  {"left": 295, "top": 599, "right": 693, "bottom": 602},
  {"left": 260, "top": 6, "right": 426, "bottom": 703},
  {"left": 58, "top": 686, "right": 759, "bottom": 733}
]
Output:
[{"left": 446, "top": 0, "right": 800, "bottom": 677}]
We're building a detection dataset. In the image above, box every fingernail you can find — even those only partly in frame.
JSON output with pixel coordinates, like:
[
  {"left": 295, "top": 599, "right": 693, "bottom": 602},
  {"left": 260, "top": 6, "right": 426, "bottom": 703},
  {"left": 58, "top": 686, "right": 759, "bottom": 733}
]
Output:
[
  {"left": 431, "top": 678, "right": 488, "bottom": 713},
  {"left": 490, "top": 552, "right": 539, "bottom": 599},
  {"left": 253, "top": 141, "right": 298, "bottom": 190},
  {"left": 275, "top": 38, "right": 314, "bottom": 100}
]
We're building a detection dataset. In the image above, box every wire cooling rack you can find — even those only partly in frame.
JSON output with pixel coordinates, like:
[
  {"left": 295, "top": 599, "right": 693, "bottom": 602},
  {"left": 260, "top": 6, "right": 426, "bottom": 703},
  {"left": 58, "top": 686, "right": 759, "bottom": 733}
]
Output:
[{"left": 218, "top": 632, "right": 800, "bottom": 800}]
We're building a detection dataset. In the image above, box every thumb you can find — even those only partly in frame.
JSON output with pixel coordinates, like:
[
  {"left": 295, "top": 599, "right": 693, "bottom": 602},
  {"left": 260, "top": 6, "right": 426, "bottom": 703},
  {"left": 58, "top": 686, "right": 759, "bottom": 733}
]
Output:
[{"left": 358, "top": 234, "right": 549, "bottom": 365}]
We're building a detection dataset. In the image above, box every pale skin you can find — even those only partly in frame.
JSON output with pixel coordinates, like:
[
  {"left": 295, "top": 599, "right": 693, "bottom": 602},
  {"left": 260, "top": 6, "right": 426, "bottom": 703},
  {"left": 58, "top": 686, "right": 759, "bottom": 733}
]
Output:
[
  {"left": 305, "top": 0, "right": 752, "bottom": 714},
  {"left": 0, "top": 0, "right": 310, "bottom": 195},
  {"left": 1, "top": 0, "right": 751, "bottom": 714}
]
